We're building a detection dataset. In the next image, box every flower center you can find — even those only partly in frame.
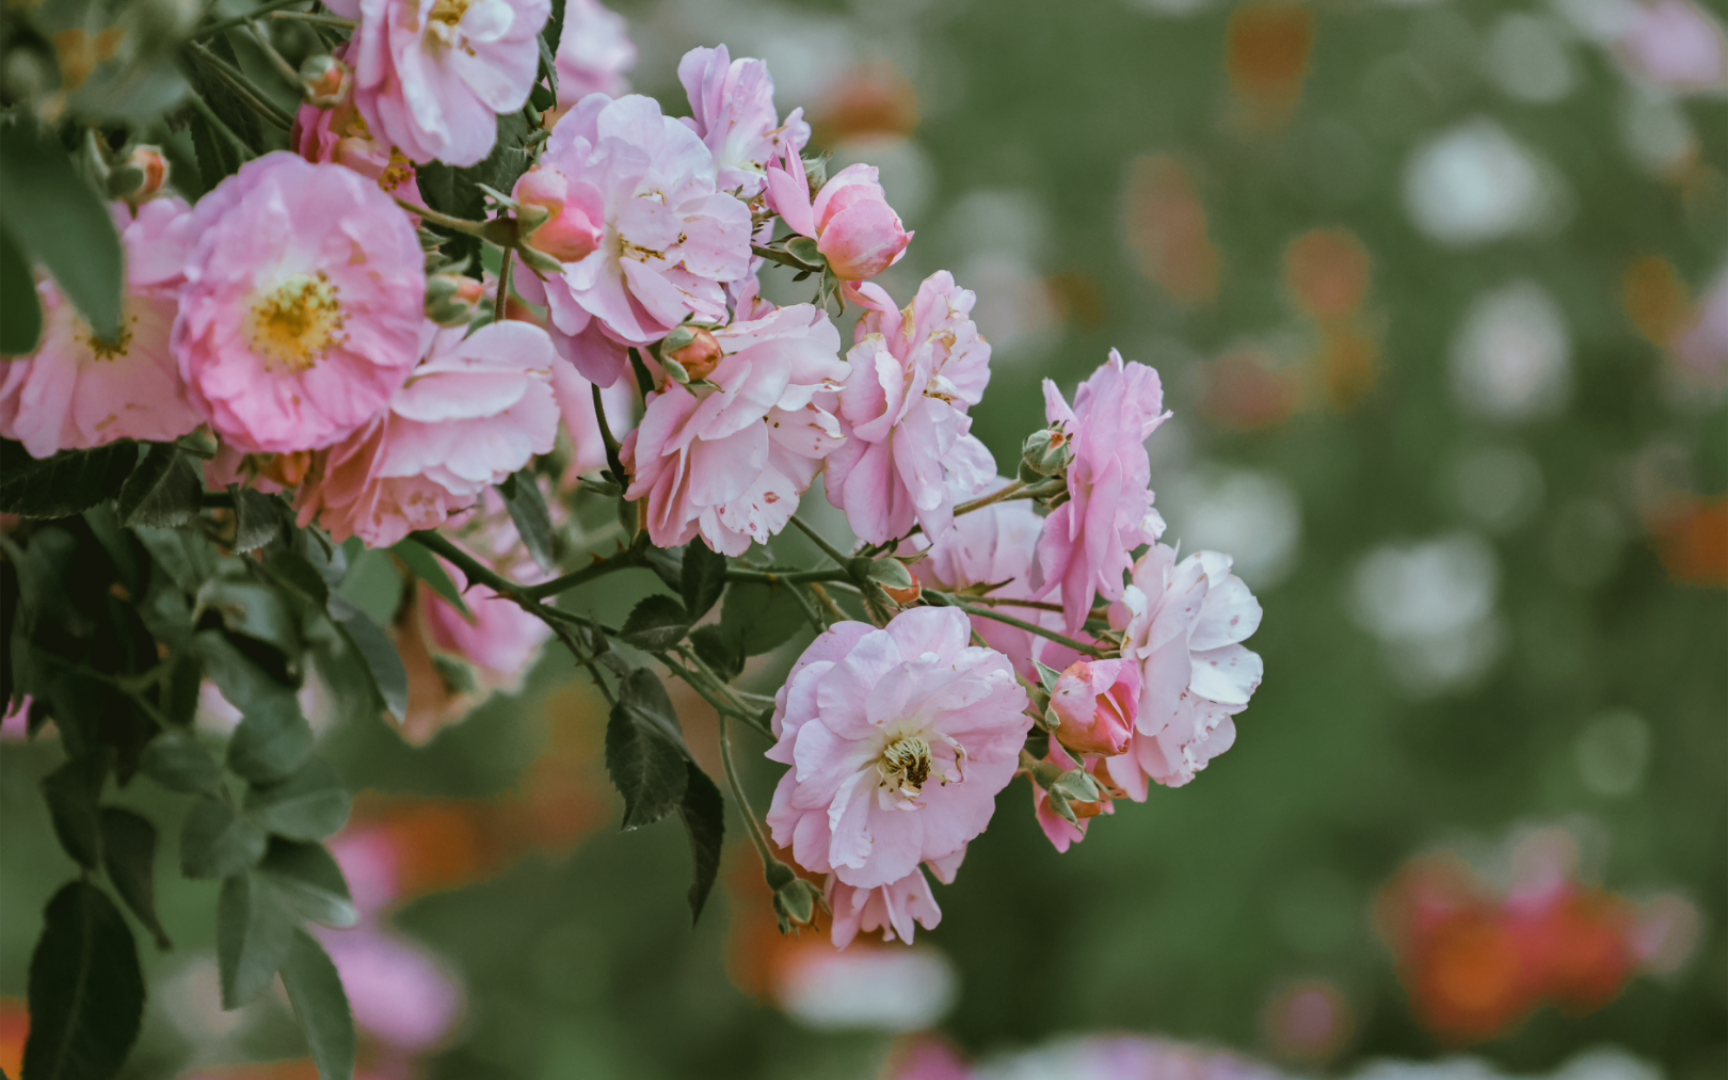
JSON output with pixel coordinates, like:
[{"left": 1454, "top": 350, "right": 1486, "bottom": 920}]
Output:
[
  {"left": 246, "top": 272, "right": 347, "bottom": 373},
  {"left": 428, "top": 0, "right": 471, "bottom": 29},
  {"left": 877, "top": 734, "right": 933, "bottom": 800},
  {"left": 80, "top": 316, "right": 135, "bottom": 362}
]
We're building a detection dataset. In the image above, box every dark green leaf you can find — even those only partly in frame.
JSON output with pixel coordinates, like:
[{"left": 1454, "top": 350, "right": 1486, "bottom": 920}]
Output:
[
  {"left": 81, "top": 504, "right": 143, "bottom": 596},
  {"left": 117, "top": 444, "right": 202, "bottom": 528},
  {"left": 642, "top": 543, "right": 684, "bottom": 592},
  {"left": 232, "top": 489, "right": 283, "bottom": 553},
  {"left": 326, "top": 596, "right": 408, "bottom": 723},
  {"left": 244, "top": 757, "right": 350, "bottom": 842},
  {"left": 192, "top": 630, "right": 294, "bottom": 714},
  {"left": 280, "top": 930, "right": 356, "bottom": 1080},
  {"left": 620, "top": 594, "right": 690, "bottom": 652},
  {"left": 217, "top": 872, "right": 293, "bottom": 1009},
  {"left": 718, "top": 580, "right": 807, "bottom": 657},
  {"left": 498, "top": 470, "right": 557, "bottom": 573},
  {"left": 181, "top": 794, "right": 267, "bottom": 879},
  {"left": 259, "top": 839, "right": 357, "bottom": 929},
  {"left": 0, "top": 441, "right": 135, "bottom": 520},
  {"left": 198, "top": 578, "right": 301, "bottom": 657},
  {"left": 22, "top": 882, "right": 144, "bottom": 1080},
  {"left": 604, "top": 669, "right": 690, "bottom": 830},
  {"left": 678, "top": 762, "right": 725, "bottom": 925},
  {"left": 141, "top": 730, "right": 221, "bottom": 793},
  {"left": 393, "top": 538, "right": 471, "bottom": 620},
  {"left": 161, "top": 652, "right": 202, "bottom": 727},
  {"left": 227, "top": 696, "right": 313, "bottom": 785},
  {"left": 1, "top": 225, "right": 42, "bottom": 356},
  {"left": 40, "top": 753, "right": 112, "bottom": 871},
  {"left": 680, "top": 538, "right": 728, "bottom": 621},
  {"left": 689, "top": 625, "right": 743, "bottom": 682},
  {"left": 264, "top": 551, "right": 330, "bottom": 610},
  {"left": 98, "top": 808, "right": 170, "bottom": 950},
  {"left": 0, "top": 119, "right": 125, "bottom": 340},
  {"left": 134, "top": 525, "right": 219, "bottom": 593}
]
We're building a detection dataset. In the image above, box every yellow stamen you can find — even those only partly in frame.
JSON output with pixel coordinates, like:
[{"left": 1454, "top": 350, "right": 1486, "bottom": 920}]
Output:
[{"left": 246, "top": 272, "right": 347, "bottom": 373}]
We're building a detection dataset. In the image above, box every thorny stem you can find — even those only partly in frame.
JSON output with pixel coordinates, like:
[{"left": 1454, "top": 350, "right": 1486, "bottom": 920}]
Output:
[
  {"left": 186, "top": 94, "right": 255, "bottom": 160},
  {"left": 723, "top": 567, "right": 850, "bottom": 586},
  {"left": 494, "top": 248, "right": 513, "bottom": 324},
  {"left": 788, "top": 515, "right": 852, "bottom": 568},
  {"left": 953, "top": 479, "right": 1026, "bottom": 518},
  {"left": 927, "top": 591, "right": 1106, "bottom": 658},
  {"left": 807, "top": 582, "right": 849, "bottom": 624},
  {"left": 269, "top": 10, "right": 357, "bottom": 28},
  {"left": 591, "top": 383, "right": 627, "bottom": 485},
  {"left": 965, "top": 596, "right": 1067, "bottom": 614},
  {"left": 784, "top": 581, "right": 828, "bottom": 635},
  {"left": 521, "top": 551, "right": 642, "bottom": 599}
]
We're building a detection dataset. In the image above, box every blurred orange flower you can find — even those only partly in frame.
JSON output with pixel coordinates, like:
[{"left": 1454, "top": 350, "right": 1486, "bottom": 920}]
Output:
[
  {"left": 1124, "top": 154, "right": 1222, "bottom": 307},
  {"left": 1226, "top": 3, "right": 1315, "bottom": 130}
]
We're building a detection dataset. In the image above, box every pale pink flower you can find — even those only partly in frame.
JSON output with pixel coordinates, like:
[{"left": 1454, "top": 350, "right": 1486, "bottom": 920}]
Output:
[
  {"left": 1030, "top": 742, "right": 1113, "bottom": 854},
  {"left": 908, "top": 498, "right": 1056, "bottom": 678},
  {"left": 765, "top": 607, "right": 1031, "bottom": 889},
  {"left": 1106, "top": 546, "right": 1264, "bottom": 798},
  {"left": 826, "top": 866, "right": 941, "bottom": 949},
  {"left": 2, "top": 199, "right": 205, "bottom": 457},
  {"left": 172, "top": 153, "right": 424, "bottom": 455},
  {"left": 766, "top": 146, "right": 912, "bottom": 281},
  {"left": 550, "top": 360, "right": 636, "bottom": 479},
  {"left": 1614, "top": 0, "right": 1728, "bottom": 92},
  {"left": 292, "top": 46, "right": 418, "bottom": 198},
  {"left": 1674, "top": 268, "right": 1728, "bottom": 389},
  {"left": 337, "top": 0, "right": 551, "bottom": 167},
  {"left": 422, "top": 561, "right": 552, "bottom": 690},
  {"left": 295, "top": 319, "right": 559, "bottom": 547},
  {"left": 679, "top": 45, "right": 810, "bottom": 198},
  {"left": 621, "top": 303, "right": 848, "bottom": 555},
  {"left": 318, "top": 927, "right": 464, "bottom": 1051},
  {"left": 1032, "top": 350, "right": 1172, "bottom": 633},
  {"left": 514, "top": 94, "right": 754, "bottom": 386},
  {"left": 514, "top": 166, "right": 605, "bottom": 263},
  {"left": 1049, "top": 657, "right": 1139, "bottom": 757},
  {"left": 554, "top": 0, "right": 635, "bottom": 106},
  {"left": 824, "top": 272, "right": 997, "bottom": 544}
]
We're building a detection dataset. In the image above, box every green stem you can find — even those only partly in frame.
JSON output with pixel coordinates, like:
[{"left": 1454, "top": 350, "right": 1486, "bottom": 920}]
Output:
[
  {"left": 954, "top": 479, "right": 1044, "bottom": 518},
  {"left": 785, "top": 582, "right": 827, "bottom": 635},
  {"left": 928, "top": 591, "right": 1105, "bottom": 658},
  {"left": 187, "top": 43, "right": 295, "bottom": 129},
  {"left": 719, "top": 717, "right": 777, "bottom": 867},
  {"left": 788, "top": 515, "right": 852, "bottom": 568},
  {"left": 242, "top": 19, "right": 302, "bottom": 86},
  {"left": 521, "top": 552, "right": 642, "bottom": 599},
  {"left": 494, "top": 248, "right": 513, "bottom": 324},
  {"left": 194, "top": 0, "right": 315, "bottom": 40},
  {"left": 750, "top": 244, "right": 818, "bottom": 272},
  {"left": 807, "top": 582, "right": 849, "bottom": 625},
  {"left": 186, "top": 94, "right": 256, "bottom": 160},
  {"left": 269, "top": 10, "right": 357, "bottom": 28},
  {"left": 591, "top": 382, "right": 628, "bottom": 486},
  {"left": 966, "top": 596, "right": 1067, "bottom": 614},
  {"left": 723, "top": 567, "right": 850, "bottom": 586},
  {"left": 394, "top": 197, "right": 492, "bottom": 238}
]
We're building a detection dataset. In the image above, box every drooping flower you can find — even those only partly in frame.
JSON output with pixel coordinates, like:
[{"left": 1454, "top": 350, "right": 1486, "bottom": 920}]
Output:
[
  {"left": 765, "top": 607, "right": 1031, "bottom": 889},
  {"left": 679, "top": 45, "right": 810, "bottom": 198},
  {"left": 1048, "top": 657, "right": 1139, "bottom": 757},
  {"left": 908, "top": 498, "right": 1056, "bottom": 678},
  {"left": 621, "top": 303, "right": 849, "bottom": 555},
  {"left": 825, "top": 847, "right": 963, "bottom": 949},
  {"left": 512, "top": 94, "right": 754, "bottom": 387},
  {"left": 1032, "top": 350, "right": 1172, "bottom": 633},
  {"left": 1, "top": 199, "right": 205, "bottom": 458},
  {"left": 335, "top": 0, "right": 552, "bottom": 167},
  {"left": 1105, "top": 546, "right": 1263, "bottom": 798},
  {"left": 292, "top": 45, "right": 418, "bottom": 198},
  {"left": 554, "top": 0, "right": 636, "bottom": 107},
  {"left": 295, "top": 319, "right": 560, "bottom": 547},
  {"left": 173, "top": 153, "right": 425, "bottom": 455},
  {"left": 765, "top": 145, "right": 912, "bottom": 281},
  {"left": 824, "top": 272, "right": 997, "bottom": 545}
]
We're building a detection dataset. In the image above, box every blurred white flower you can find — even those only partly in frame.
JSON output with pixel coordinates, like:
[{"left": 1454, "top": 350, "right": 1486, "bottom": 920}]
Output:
[
  {"left": 1349, "top": 1047, "right": 1661, "bottom": 1080},
  {"left": 1404, "top": 120, "right": 1562, "bottom": 246},
  {"left": 1487, "top": 13, "right": 1578, "bottom": 102},
  {"left": 1350, "top": 532, "right": 1503, "bottom": 695},
  {"left": 1160, "top": 466, "right": 1303, "bottom": 587},
  {"left": 776, "top": 946, "right": 957, "bottom": 1031},
  {"left": 1451, "top": 281, "right": 1573, "bottom": 421}
]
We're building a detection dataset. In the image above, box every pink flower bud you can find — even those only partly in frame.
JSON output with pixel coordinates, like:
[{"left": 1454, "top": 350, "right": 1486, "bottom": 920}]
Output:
[
  {"left": 109, "top": 144, "right": 170, "bottom": 204},
  {"left": 815, "top": 179, "right": 912, "bottom": 281},
  {"left": 514, "top": 167, "right": 605, "bottom": 265},
  {"left": 1049, "top": 658, "right": 1139, "bottom": 757},
  {"left": 665, "top": 326, "right": 723, "bottom": 382},
  {"left": 301, "top": 54, "right": 351, "bottom": 109}
]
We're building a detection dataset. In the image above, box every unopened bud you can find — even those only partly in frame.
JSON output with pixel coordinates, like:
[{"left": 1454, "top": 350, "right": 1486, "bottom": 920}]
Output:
[
  {"left": 301, "top": 54, "right": 351, "bottom": 108},
  {"left": 108, "top": 145, "right": 169, "bottom": 203},
  {"left": 882, "top": 579, "right": 922, "bottom": 605},
  {"left": 664, "top": 326, "right": 723, "bottom": 382},
  {"left": 770, "top": 871, "right": 825, "bottom": 935},
  {"left": 425, "top": 273, "right": 487, "bottom": 327},
  {"left": 1020, "top": 427, "right": 1072, "bottom": 480},
  {"left": 514, "top": 168, "right": 603, "bottom": 264},
  {"left": 252, "top": 451, "right": 312, "bottom": 488}
]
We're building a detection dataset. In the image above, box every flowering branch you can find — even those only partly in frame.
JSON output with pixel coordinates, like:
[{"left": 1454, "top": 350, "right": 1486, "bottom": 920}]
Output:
[{"left": 925, "top": 591, "right": 1108, "bottom": 659}]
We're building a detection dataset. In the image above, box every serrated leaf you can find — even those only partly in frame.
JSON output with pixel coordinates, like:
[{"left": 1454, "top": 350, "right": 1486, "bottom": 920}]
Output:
[
  {"left": 498, "top": 470, "right": 557, "bottom": 573},
  {"left": 620, "top": 594, "right": 690, "bottom": 652},
  {"left": 217, "top": 872, "right": 293, "bottom": 1009},
  {"left": 264, "top": 550, "right": 330, "bottom": 610},
  {"left": 326, "top": 596, "right": 408, "bottom": 723},
  {"left": 232, "top": 489, "right": 283, "bottom": 553},
  {"left": 41, "top": 752, "right": 112, "bottom": 871},
  {"left": 244, "top": 757, "right": 350, "bottom": 842},
  {"left": 680, "top": 538, "right": 728, "bottom": 621},
  {"left": 141, "top": 730, "right": 222, "bottom": 793},
  {"left": 718, "top": 580, "right": 806, "bottom": 657},
  {"left": 689, "top": 625, "right": 743, "bottom": 682},
  {"left": 393, "top": 538, "right": 472, "bottom": 620},
  {"left": 134, "top": 524, "right": 219, "bottom": 593},
  {"left": 98, "top": 808, "right": 170, "bottom": 950},
  {"left": 0, "top": 225, "right": 42, "bottom": 355},
  {"left": 227, "top": 696, "right": 314, "bottom": 785},
  {"left": 259, "top": 839, "right": 357, "bottom": 929},
  {"left": 181, "top": 794, "right": 268, "bottom": 879},
  {"left": 22, "top": 882, "right": 144, "bottom": 1080},
  {"left": 678, "top": 762, "right": 725, "bottom": 925},
  {"left": 604, "top": 669, "right": 690, "bottom": 830},
  {"left": 280, "top": 929, "right": 356, "bottom": 1080},
  {"left": 0, "top": 441, "right": 136, "bottom": 520},
  {"left": 199, "top": 578, "right": 301, "bottom": 658},
  {"left": 117, "top": 444, "right": 202, "bottom": 528}
]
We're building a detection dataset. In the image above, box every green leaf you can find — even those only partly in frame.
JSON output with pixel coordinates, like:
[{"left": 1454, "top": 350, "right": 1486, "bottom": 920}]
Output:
[
  {"left": 117, "top": 444, "right": 203, "bottom": 528},
  {"left": 181, "top": 794, "right": 268, "bottom": 879},
  {"left": 22, "top": 881, "right": 144, "bottom": 1080},
  {"left": 259, "top": 839, "right": 357, "bottom": 929},
  {"left": 263, "top": 551, "right": 330, "bottom": 610},
  {"left": 232, "top": 489, "right": 283, "bottom": 553},
  {"left": 198, "top": 578, "right": 301, "bottom": 658},
  {"left": 81, "top": 504, "right": 143, "bottom": 596},
  {"left": 678, "top": 762, "right": 725, "bottom": 925},
  {"left": 689, "top": 625, "right": 743, "bottom": 682},
  {"left": 498, "top": 470, "right": 557, "bottom": 573},
  {"left": 141, "top": 730, "right": 222, "bottom": 793},
  {"left": 680, "top": 538, "right": 728, "bottom": 621},
  {"left": 0, "top": 441, "right": 136, "bottom": 520},
  {"left": 192, "top": 630, "right": 294, "bottom": 715},
  {"left": 326, "top": 596, "right": 408, "bottom": 723},
  {"left": 620, "top": 594, "right": 690, "bottom": 652},
  {"left": 785, "top": 235, "right": 824, "bottom": 269},
  {"left": 280, "top": 930, "right": 356, "bottom": 1080},
  {"left": 134, "top": 525, "right": 219, "bottom": 593},
  {"left": 604, "top": 669, "right": 690, "bottom": 830},
  {"left": 393, "top": 538, "right": 472, "bottom": 620},
  {"left": 217, "top": 872, "right": 293, "bottom": 1009},
  {"left": 718, "top": 580, "right": 807, "bottom": 657},
  {"left": 0, "top": 225, "right": 42, "bottom": 355},
  {"left": 161, "top": 652, "right": 203, "bottom": 728},
  {"left": 0, "top": 119, "right": 125, "bottom": 341},
  {"left": 98, "top": 808, "right": 171, "bottom": 950},
  {"left": 245, "top": 758, "right": 351, "bottom": 842},
  {"left": 227, "top": 696, "right": 314, "bottom": 785},
  {"left": 40, "top": 753, "right": 112, "bottom": 871}
]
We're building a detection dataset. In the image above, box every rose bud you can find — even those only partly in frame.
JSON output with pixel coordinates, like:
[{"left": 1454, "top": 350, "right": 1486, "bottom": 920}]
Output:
[
  {"left": 1019, "top": 426, "right": 1072, "bottom": 480},
  {"left": 881, "top": 579, "right": 922, "bottom": 605},
  {"left": 663, "top": 324, "right": 724, "bottom": 382},
  {"left": 108, "top": 144, "right": 169, "bottom": 203},
  {"left": 815, "top": 181, "right": 913, "bottom": 281},
  {"left": 301, "top": 53, "right": 351, "bottom": 109},
  {"left": 1049, "top": 658, "right": 1139, "bottom": 757},
  {"left": 425, "top": 272, "right": 488, "bottom": 327},
  {"left": 513, "top": 167, "right": 605, "bottom": 265}
]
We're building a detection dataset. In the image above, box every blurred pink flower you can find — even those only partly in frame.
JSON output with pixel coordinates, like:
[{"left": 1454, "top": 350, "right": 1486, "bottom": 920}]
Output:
[
  {"left": 621, "top": 303, "right": 848, "bottom": 555},
  {"left": 765, "top": 608, "right": 1030, "bottom": 889},
  {"left": 885, "top": 1037, "right": 975, "bottom": 1080},
  {"left": 766, "top": 146, "right": 912, "bottom": 281},
  {"left": 296, "top": 320, "right": 559, "bottom": 546},
  {"left": 1107, "top": 546, "right": 1263, "bottom": 798},
  {"left": 337, "top": 0, "right": 551, "bottom": 167},
  {"left": 1674, "top": 268, "right": 1728, "bottom": 389},
  {"left": 909, "top": 499, "right": 1057, "bottom": 678},
  {"left": 1, "top": 199, "right": 205, "bottom": 458},
  {"left": 679, "top": 45, "right": 810, "bottom": 198},
  {"left": 319, "top": 927, "right": 464, "bottom": 1051},
  {"left": 1614, "top": 0, "right": 1728, "bottom": 92},
  {"left": 515, "top": 94, "right": 753, "bottom": 386},
  {"left": 292, "top": 44, "right": 418, "bottom": 198},
  {"left": 1032, "top": 350, "right": 1171, "bottom": 633},
  {"left": 1049, "top": 657, "right": 1139, "bottom": 757},
  {"left": 554, "top": 0, "right": 634, "bottom": 106},
  {"left": 824, "top": 272, "right": 997, "bottom": 544},
  {"left": 172, "top": 153, "right": 424, "bottom": 455},
  {"left": 422, "top": 562, "right": 552, "bottom": 691}
]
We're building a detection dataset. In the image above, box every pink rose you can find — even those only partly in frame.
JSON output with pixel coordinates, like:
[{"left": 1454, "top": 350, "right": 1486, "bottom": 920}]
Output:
[
  {"left": 823, "top": 272, "right": 998, "bottom": 544},
  {"left": 172, "top": 153, "right": 425, "bottom": 455},
  {"left": 679, "top": 45, "right": 809, "bottom": 198},
  {"left": 909, "top": 499, "right": 1057, "bottom": 679},
  {"left": 826, "top": 845, "right": 964, "bottom": 949},
  {"left": 291, "top": 46, "right": 417, "bottom": 198},
  {"left": 514, "top": 166, "right": 605, "bottom": 263},
  {"left": 554, "top": 0, "right": 635, "bottom": 107},
  {"left": 1031, "top": 349, "right": 1172, "bottom": 633},
  {"left": 1049, "top": 658, "right": 1139, "bottom": 757},
  {"left": 766, "top": 146, "right": 912, "bottom": 281},
  {"left": 765, "top": 608, "right": 1031, "bottom": 889}
]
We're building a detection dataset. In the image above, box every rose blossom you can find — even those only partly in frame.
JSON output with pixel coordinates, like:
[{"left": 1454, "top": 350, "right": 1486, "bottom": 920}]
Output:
[
  {"left": 765, "top": 144, "right": 912, "bottom": 281},
  {"left": 621, "top": 303, "right": 849, "bottom": 555},
  {"left": 172, "top": 153, "right": 424, "bottom": 455},
  {"left": 1, "top": 199, "right": 204, "bottom": 457},
  {"left": 826, "top": 847, "right": 963, "bottom": 949},
  {"left": 291, "top": 45, "right": 417, "bottom": 198},
  {"left": 331, "top": 0, "right": 551, "bottom": 167},
  {"left": 295, "top": 319, "right": 559, "bottom": 547},
  {"left": 907, "top": 498, "right": 1059, "bottom": 678},
  {"left": 679, "top": 45, "right": 810, "bottom": 198},
  {"left": 765, "top": 608, "right": 1031, "bottom": 889},
  {"left": 554, "top": 0, "right": 636, "bottom": 107},
  {"left": 1032, "top": 349, "right": 1172, "bottom": 633},
  {"left": 1105, "top": 545, "right": 1264, "bottom": 798},
  {"left": 1049, "top": 657, "right": 1139, "bottom": 757},
  {"left": 512, "top": 94, "right": 754, "bottom": 387},
  {"left": 824, "top": 272, "right": 998, "bottom": 544}
]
